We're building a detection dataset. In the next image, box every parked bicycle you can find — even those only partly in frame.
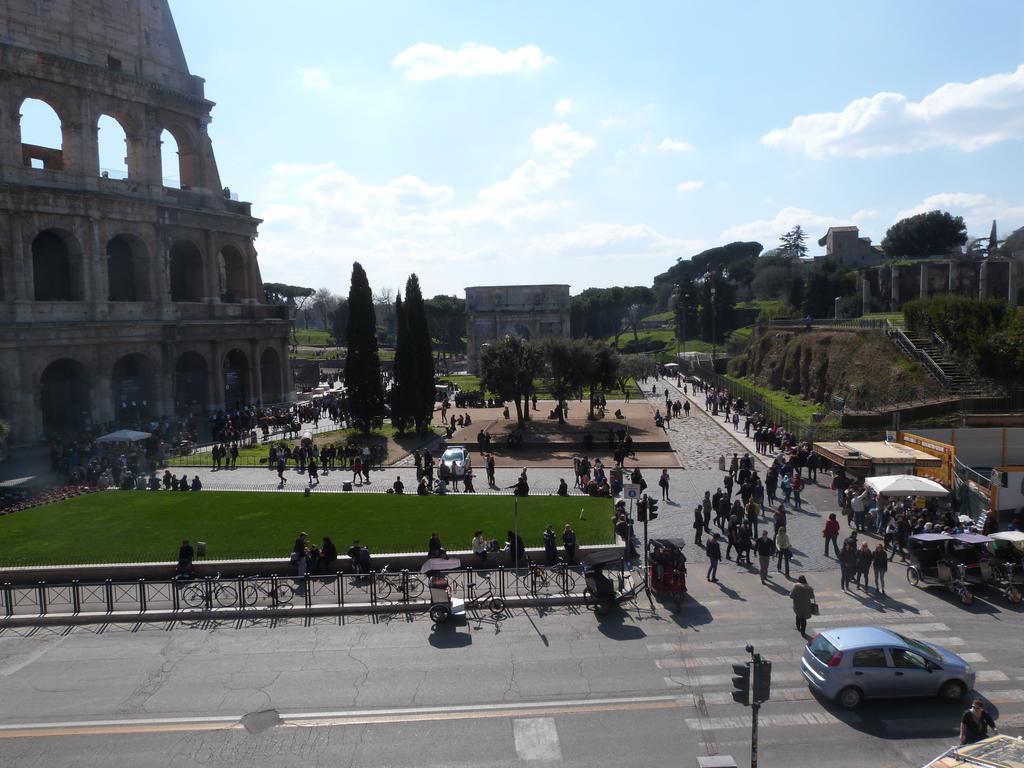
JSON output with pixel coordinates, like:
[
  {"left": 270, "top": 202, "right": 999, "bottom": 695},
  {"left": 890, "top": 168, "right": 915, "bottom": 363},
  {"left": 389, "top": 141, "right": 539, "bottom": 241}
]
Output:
[
  {"left": 465, "top": 572, "right": 506, "bottom": 615},
  {"left": 177, "top": 573, "right": 238, "bottom": 609},
  {"left": 375, "top": 565, "right": 425, "bottom": 601},
  {"left": 241, "top": 575, "right": 296, "bottom": 606}
]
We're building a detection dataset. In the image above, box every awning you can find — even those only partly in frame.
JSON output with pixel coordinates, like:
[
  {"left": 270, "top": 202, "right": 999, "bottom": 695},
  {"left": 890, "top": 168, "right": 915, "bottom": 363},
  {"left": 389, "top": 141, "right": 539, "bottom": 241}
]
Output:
[
  {"left": 865, "top": 474, "right": 949, "bottom": 497},
  {"left": 95, "top": 429, "right": 152, "bottom": 444}
]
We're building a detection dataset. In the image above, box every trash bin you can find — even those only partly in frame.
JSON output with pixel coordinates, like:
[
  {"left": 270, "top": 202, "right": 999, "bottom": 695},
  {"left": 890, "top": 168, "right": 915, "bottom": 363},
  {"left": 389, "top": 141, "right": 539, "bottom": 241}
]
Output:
[{"left": 196, "top": 541, "right": 207, "bottom": 557}]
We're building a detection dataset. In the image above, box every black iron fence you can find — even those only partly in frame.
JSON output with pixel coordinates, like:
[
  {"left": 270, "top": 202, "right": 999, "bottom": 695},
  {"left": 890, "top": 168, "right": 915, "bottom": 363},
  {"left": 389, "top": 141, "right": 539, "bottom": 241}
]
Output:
[{"left": 1, "top": 564, "right": 603, "bottom": 620}]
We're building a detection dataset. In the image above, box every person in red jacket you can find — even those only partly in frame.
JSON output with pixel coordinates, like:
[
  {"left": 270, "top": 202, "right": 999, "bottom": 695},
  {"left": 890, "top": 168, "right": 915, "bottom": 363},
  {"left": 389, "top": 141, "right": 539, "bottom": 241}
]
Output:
[{"left": 823, "top": 513, "right": 841, "bottom": 558}]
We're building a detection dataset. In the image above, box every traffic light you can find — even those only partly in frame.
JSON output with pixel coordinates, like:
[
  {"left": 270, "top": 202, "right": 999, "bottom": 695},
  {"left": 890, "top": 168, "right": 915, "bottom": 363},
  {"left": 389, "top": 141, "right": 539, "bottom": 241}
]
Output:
[
  {"left": 646, "top": 498, "right": 659, "bottom": 521},
  {"left": 731, "top": 662, "right": 750, "bottom": 705},
  {"left": 753, "top": 659, "right": 772, "bottom": 703},
  {"left": 637, "top": 496, "right": 648, "bottom": 522}
]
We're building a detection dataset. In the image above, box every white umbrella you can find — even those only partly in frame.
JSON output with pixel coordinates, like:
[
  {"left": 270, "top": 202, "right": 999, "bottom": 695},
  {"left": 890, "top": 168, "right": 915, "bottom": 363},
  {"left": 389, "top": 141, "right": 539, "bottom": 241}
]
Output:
[
  {"left": 420, "top": 557, "right": 462, "bottom": 574},
  {"left": 95, "top": 429, "right": 151, "bottom": 444},
  {"left": 865, "top": 474, "right": 949, "bottom": 497}
]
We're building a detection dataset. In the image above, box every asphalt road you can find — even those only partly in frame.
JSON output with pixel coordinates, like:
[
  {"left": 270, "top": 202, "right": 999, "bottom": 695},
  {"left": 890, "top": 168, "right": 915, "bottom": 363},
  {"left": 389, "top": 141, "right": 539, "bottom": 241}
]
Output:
[{"left": 1, "top": 561, "right": 1022, "bottom": 768}]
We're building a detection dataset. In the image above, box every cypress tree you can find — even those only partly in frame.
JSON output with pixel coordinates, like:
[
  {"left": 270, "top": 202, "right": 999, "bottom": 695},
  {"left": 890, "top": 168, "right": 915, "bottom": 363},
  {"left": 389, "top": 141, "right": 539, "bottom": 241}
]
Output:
[
  {"left": 403, "top": 274, "right": 436, "bottom": 433},
  {"left": 390, "top": 292, "right": 414, "bottom": 432},
  {"left": 344, "top": 262, "right": 385, "bottom": 432}
]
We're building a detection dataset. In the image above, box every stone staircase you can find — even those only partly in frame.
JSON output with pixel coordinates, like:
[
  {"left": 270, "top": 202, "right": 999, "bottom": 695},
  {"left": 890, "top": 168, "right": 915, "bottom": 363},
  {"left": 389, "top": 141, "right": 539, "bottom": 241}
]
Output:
[{"left": 898, "top": 329, "right": 986, "bottom": 394}]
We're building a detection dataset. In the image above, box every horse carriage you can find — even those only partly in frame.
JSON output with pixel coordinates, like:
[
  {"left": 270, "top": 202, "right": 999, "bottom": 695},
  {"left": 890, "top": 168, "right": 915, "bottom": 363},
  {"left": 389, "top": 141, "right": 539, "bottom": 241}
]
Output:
[
  {"left": 647, "top": 538, "right": 687, "bottom": 609},
  {"left": 906, "top": 533, "right": 974, "bottom": 605}
]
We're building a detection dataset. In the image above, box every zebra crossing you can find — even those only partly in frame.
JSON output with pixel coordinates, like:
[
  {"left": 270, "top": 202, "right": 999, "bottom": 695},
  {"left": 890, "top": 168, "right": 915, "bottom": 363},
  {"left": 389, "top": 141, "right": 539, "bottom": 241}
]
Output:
[{"left": 641, "top": 575, "right": 1024, "bottom": 759}]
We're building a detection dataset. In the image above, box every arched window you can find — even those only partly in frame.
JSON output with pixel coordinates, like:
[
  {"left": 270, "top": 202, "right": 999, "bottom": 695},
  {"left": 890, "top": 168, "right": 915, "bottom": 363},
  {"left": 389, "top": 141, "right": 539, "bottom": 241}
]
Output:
[
  {"left": 174, "top": 352, "right": 209, "bottom": 415},
  {"left": 260, "top": 348, "right": 283, "bottom": 404},
  {"left": 19, "top": 98, "right": 64, "bottom": 171},
  {"left": 107, "top": 235, "right": 150, "bottom": 301},
  {"left": 40, "top": 358, "right": 91, "bottom": 434},
  {"left": 169, "top": 240, "right": 204, "bottom": 302},
  {"left": 223, "top": 348, "right": 250, "bottom": 408},
  {"left": 160, "top": 129, "right": 181, "bottom": 188},
  {"left": 33, "top": 230, "right": 78, "bottom": 301},
  {"left": 97, "top": 114, "right": 129, "bottom": 179},
  {"left": 111, "top": 354, "right": 154, "bottom": 423},
  {"left": 218, "top": 246, "right": 248, "bottom": 302}
]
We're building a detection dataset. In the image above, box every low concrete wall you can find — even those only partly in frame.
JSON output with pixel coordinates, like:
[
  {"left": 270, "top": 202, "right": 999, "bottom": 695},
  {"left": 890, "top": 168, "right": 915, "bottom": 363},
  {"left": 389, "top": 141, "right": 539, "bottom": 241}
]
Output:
[{"left": 0, "top": 545, "right": 622, "bottom": 586}]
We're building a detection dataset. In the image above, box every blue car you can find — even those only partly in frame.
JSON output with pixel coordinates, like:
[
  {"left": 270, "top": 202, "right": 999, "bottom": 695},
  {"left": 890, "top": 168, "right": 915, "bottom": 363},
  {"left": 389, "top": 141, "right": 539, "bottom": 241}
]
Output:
[{"left": 801, "top": 626, "right": 976, "bottom": 708}]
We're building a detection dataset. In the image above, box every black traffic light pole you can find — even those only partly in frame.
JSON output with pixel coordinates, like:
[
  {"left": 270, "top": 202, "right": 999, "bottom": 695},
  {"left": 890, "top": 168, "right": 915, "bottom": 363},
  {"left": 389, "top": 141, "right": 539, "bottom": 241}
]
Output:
[{"left": 731, "top": 644, "right": 771, "bottom": 768}]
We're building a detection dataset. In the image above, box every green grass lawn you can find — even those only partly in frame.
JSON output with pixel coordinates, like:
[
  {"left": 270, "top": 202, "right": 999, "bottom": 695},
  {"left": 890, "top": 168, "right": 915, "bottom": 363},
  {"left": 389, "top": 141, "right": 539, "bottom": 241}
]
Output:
[
  {"left": 722, "top": 374, "right": 821, "bottom": 421},
  {"left": 440, "top": 374, "right": 643, "bottom": 402},
  {"left": 0, "top": 492, "right": 615, "bottom": 567},
  {"left": 292, "top": 329, "right": 333, "bottom": 346}
]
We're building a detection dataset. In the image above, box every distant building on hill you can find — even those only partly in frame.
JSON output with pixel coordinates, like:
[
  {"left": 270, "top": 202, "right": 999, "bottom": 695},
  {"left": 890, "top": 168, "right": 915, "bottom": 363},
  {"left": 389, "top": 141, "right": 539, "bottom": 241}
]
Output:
[{"left": 817, "top": 226, "right": 886, "bottom": 269}]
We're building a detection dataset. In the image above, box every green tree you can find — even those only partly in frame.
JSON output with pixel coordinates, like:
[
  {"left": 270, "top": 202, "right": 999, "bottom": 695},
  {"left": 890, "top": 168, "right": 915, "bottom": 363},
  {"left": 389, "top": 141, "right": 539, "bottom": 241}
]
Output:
[
  {"left": 403, "top": 274, "right": 436, "bottom": 433},
  {"left": 424, "top": 295, "right": 466, "bottom": 361},
  {"left": 881, "top": 210, "right": 968, "bottom": 258},
  {"left": 344, "top": 262, "right": 385, "bottom": 432},
  {"left": 479, "top": 336, "right": 544, "bottom": 427},
  {"left": 672, "top": 276, "right": 699, "bottom": 349},
  {"left": 787, "top": 277, "right": 805, "bottom": 314},
  {"left": 801, "top": 262, "right": 856, "bottom": 318},
  {"left": 699, "top": 271, "right": 737, "bottom": 343},
  {"left": 389, "top": 293, "right": 414, "bottom": 432},
  {"left": 329, "top": 299, "right": 349, "bottom": 345},
  {"left": 587, "top": 345, "right": 620, "bottom": 416},
  {"left": 542, "top": 338, "right": 595, "bottom": 424},
  {"left": 614, "top": 354, "right": 650, "bottom": 396},
  {"left": 779, "top": 225, "right": 808, "bottom": 260}
]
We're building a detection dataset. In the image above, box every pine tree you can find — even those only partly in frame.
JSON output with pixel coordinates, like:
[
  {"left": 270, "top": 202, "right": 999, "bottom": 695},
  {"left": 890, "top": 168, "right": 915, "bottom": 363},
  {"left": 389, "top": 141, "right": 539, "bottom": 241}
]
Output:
[
  {"left": 389, "top": 292, "right": 414, "bottom": 432},
  {"left": 344, "top": 262, "right": 385, "bottom": 433},
  {"left": 403, "top": 274, "right": 436, "bottom": 433},
  {"left": 779, "top": 225, "right": 808, "bottom": 260}
]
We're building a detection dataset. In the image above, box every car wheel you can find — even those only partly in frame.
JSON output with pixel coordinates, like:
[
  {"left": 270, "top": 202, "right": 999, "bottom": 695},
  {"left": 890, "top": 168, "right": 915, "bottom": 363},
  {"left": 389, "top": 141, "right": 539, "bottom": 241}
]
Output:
[
  {"left": 959, "top": 589, "right": 974, "bottom": 606},
  {"left": 429, "top": 604, "right": 451, "bottom": 623},
  {"left": 907, "top": 566, "right": 921, "bottom": 586},
  {"left": 1007, "top": 587, "right": 1023, "bottom": 604},
  {"left": 939, "top": 680, "right": 967, "bottom": 703},
  {"left": 837, "top": 686, "right": 863, "bottom": 709}
]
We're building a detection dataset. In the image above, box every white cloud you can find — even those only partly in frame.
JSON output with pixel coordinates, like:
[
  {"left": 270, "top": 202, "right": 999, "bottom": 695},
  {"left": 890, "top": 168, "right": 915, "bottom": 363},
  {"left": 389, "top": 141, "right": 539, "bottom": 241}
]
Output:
[
  {"left": 676, "top": 180, "right": 705, "bottom": 193},
  {"left": 762, "top": 64, "right": 1024, "bottom": 159},
  {"left": 719, "top": 206, "right": 860, "bottom": 243},
  {"left": 525, "top": 223, "right": 703, "bottom": 261},
  {"left": 658, "top": 137, "right": 695, "bottom": 153},
  {"left": 392, "top": 42, "right": 552, "bottom": 81},
  {"left": 555, "top": 98, "right": 573, "bottom": 116},
  {"left": 297, "top": 67, "right": 331, "bottom": 91},
  {"left": 894, "top": 193, "right": 1024, "bottom": 233},
  {"left": 480, "top": 123, "right": 596, "bottom": 205}
]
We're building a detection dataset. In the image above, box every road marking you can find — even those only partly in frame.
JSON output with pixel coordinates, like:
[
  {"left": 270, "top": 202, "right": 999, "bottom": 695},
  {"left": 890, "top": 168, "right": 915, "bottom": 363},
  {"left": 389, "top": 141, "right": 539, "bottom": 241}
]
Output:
[
  {"left": 0, "top": 636, "right": 65, "bottom": 678},
  {"left": 812, "top": 610, "right": 934, "bottom": 623},
  {"left": 649, "top": 638, "right": 793, "bottom": 653},
  {"left": 0, "top": 694, "right": 684, "bottom": 740},
  {"left": 685, "top": 712, "right": 839, "bottom": 730},
  {"left": 698, "top": 687, "right": 815, "bottom": 705},
  {"left": 959, "top": 653, "right": 987, "bottom": 663},
  {"left": 513, "top": 718, "right": 562, "bottom": 761},
  {"left": 985, "top": 689, "right": 1024, "bottom": 704},
  {"left": 657, "top": 650, "right": 810, "bottom": 669},
  {"left": 665, "top": 670, "right": 804, "bottom": 688},
  {"left": 978, "top": 670, "right": 1009, "bottom": 682},
  {"left": 813, "top": 622, "right": 951, "bottom": 634}
]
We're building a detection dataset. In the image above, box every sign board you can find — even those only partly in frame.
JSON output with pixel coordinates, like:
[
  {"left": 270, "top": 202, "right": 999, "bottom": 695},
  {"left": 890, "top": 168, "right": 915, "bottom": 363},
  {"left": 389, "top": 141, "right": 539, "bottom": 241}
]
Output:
[
  {"left": 622, "top": 483, "right": 641, "bottom": 500},
  {"left": 897, "top": 431, "right": 955, "bottom": 488}
]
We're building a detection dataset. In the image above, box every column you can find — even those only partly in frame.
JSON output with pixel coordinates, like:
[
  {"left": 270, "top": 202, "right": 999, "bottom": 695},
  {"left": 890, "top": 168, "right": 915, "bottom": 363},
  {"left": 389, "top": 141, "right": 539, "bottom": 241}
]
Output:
[
  {"left": 890, "top": 265, "right": 900, "bottom": 311},
  {"left": 93, "top": 348, "right": 113, "bottom": 425},
  {"left": 88, "top": 217, "right": 106, "bottom": 316},
  {"left": 248, "top": 340, "right": 263, "bottom": 406},
  {"left": 281, "top": 339, "right": 295, "bottom": 403},
  {"left": 861, "top": 275, "right": 871, "bottom": 312},
  {"left": 209, "top": 341, "right": 225, "bottom": 411},
  {"left": 947, "top": 262, "right": 956, "bottom": 293},
  {"left": 919, "top": 262, "right": 928, "bottom": 299},
  {"left": 245, "top": 242, "right": 261, "bottom": 304},
  {"left": 1, "top": 90, "right": 23, "bottom": 168},
  {"left": 979, "top": 260, "right": 989, "bottom": 299},
  {"left": 204, "top": 231, "right": 220, "bottom": 302},
  {"left": 10, "top": 217, "right": 27, "bottom": 301}
]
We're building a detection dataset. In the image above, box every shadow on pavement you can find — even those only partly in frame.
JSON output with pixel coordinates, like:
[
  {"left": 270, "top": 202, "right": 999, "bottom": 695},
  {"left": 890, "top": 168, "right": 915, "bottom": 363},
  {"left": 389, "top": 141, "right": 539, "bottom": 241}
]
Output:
[
  {"left": 819, "top": 690, "right": 997, "bottom": 740},
  {"left": 429, "top": 622, "right": 473, "bottom": 648},
  {"left": 595, "top": 611, "right": 647, "bottom": 640}
]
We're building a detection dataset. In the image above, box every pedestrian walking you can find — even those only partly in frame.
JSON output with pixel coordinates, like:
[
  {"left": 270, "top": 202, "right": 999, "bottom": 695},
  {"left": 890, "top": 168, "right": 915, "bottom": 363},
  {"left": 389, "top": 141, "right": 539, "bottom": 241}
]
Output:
[
  {"left": 792, "top": 474, "right": 803, "bottom": 509},
  {"left": 823, "top": 513, "right": 840, "bottom": 557},
  {"left": 839, "top": 539, "right": 857, "bottom": 591},
  {"left": 855, "top": 542, "right": 872, "bottom": 590},
  {"left": 543, "top": 525, "right": 558, "bottom": 565},
  {"left": 705, "top": 534, "right": 722, "bottom": 582},
  {"left": 755, "top": 531, "right": 774, "bottom": 584},
  {"left": 790, "top": 576, "right": 815, "bottom": 636},
  {"left": 961, "top": 699, "right": 998, "bottom": 745},
  {"left": 276, "top": 455, "right": 287, "bottom": 486},
  {"left": 775, "top": 526, "right": 792, "bottom": 577},
  {"left": 872, "top": 543, "right": 888, "bottom": 595},
  {"left": 659, "top": 469, "right": 670, "bottom": 501},
  {"left": 307, "top": 456, "right": 319, "bottom": 486},
  {"left": 693, "top": 505, "right": 704, "bottom": 546},
  {"left": 683, "top": 400, "right": 690, "bottom": 417},
  {"left": 702, "top": 491, "right": 712, "bottom": 533},
  {"left": 352, "top": 456, "right": 363, "bottom": 485}
]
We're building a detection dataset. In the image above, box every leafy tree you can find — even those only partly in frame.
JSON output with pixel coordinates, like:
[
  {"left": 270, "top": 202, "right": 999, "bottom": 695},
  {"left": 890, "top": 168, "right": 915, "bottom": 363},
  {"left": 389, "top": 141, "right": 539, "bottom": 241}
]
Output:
[
  {"left": 329, "top": 299, "right": 349, "bottom": 345},
  {"left": 801, "top": 262, "right": 856, "bottom": 318},
  {"left": 479, "top": 336, "right": 544, "bottom": 427},
  {"left": 672, "top": 276, "right": 700, "bottom": 347},
  {"left": 263, "top": 282, "right": 314, "bottom": 306},
  {"left": 424, "top": 295, "right": 466, "bottom": 360},
  {"left": 403, "top": 274, "right": 435, "bottom": 433},
  {"left": 311, "top": 287, "right": 339, "bottom": 331},
  {"left": 787, "top": 277, "right": 805, "bottom": 315},
  {"left": 542, "top": 338, "right": 595, "bottom": 424},
  {"left": 587, "top": 345, "right": 620, "bottom": 416},
  {"left": 389, "top": 293, "right": 414, "bottom": 432},
  {"left": 881, "top": 210, "right": 968, "bottom": 258},
  {"left": 614, "top": 354, "right": 651, "bottom": 396},
  {"left": 699, "top": 271, "right": 737, "bottom": 343},
  {"left": 344, "top": 262, "right": 385, "bottom": 432},
  {"left": 652, "top": 241, "right": 763, "bottom": 290},
  {"left": 779, "top": 225, "right": 808, "bottom": 260},
  {"left": 570, "top": 286, "right": 655, "bottom": 345}
]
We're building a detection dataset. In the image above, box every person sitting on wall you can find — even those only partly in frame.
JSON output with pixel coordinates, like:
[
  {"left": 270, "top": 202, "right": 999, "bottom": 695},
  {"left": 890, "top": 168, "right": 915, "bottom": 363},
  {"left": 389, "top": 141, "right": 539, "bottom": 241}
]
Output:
[
  {"left": 191, "top": 475, "right": 203, "bottom": 491},
  {"left": 393, "top": 476, "right": 405, "bottom": 494},
  {"left": 177, "top": 474, "right": 189, "bottom": 491}
]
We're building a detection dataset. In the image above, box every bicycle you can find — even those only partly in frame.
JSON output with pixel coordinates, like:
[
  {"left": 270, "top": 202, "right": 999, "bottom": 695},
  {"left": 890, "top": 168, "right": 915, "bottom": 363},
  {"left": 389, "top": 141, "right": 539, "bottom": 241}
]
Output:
[
  {"left": 240, "top": 575, "right": 295, "bottom": 606},
  {"left": 375, "top": 565, "right": 425, "bottom": 601},
  {"left": 177, "top": 573, "right": 238, "bottom": 609},
  {"left": 465, "top": 572, "right": 506, "bottom": 615},
  {"left": 515, "top": 561, "right": 554, "bottom": 595}
]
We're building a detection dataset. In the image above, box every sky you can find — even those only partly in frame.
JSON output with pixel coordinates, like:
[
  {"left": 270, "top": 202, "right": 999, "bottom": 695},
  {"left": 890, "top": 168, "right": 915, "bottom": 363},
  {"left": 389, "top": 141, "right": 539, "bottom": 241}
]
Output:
[{"left": 29, "top": 1, "right": 1024, "bottom": 299}]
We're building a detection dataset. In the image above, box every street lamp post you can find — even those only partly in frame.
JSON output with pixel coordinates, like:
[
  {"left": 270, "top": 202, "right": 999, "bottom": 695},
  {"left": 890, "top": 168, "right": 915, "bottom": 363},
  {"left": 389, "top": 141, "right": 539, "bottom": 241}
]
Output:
[{"left": 710, "top": 285, "right": 717, "bottom": 362}]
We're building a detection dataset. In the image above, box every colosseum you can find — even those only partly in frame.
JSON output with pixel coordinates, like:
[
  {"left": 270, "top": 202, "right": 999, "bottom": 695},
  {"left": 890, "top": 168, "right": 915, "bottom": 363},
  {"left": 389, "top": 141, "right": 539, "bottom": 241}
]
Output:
[{"left": 0, "top": 0, "right": 292, "bottom": 444}]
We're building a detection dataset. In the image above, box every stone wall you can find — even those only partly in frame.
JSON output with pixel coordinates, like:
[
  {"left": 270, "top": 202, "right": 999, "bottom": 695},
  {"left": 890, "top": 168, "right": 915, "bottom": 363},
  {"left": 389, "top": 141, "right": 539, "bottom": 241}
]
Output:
[{"left": 464, "top": 285, "right": 571, "bottom": 374}]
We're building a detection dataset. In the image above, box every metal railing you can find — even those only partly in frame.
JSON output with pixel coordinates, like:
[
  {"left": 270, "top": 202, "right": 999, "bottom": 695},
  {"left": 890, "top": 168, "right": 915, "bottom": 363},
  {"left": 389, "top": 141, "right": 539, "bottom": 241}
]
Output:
[
  {"left": 1, "top": 564, "right": 601, "bottom": 620},
  {"left": 764, "top": 317, "right": 891, "bottom": 330}
]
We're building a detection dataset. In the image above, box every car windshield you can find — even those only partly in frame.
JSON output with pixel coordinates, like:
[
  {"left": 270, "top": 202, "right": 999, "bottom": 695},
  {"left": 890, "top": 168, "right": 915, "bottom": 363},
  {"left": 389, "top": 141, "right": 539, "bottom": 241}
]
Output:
[
  {"left": 442, "top": 450, "right": 463, "bottom": 462},
  {"left": 894, "top": 632, "right": 939, "bottom": 661}
]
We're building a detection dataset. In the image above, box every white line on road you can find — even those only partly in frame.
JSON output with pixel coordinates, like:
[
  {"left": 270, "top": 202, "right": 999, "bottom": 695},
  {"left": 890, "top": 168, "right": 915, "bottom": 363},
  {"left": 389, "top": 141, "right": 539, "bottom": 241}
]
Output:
[
  {"left": 0, "top": 636, "right": 65, "bottom": 678},
  {"left": 665, "top": 670, "right": 805, "bottom": 688},
  {"left": 685, "top": 712, "right": 839, "bottom": 730},
  {"left": 513, "top": 718, "right": 562, "bottom": 762},
  {"left": 978, "top": 670, "right": 1009, "bottom": 682}
]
